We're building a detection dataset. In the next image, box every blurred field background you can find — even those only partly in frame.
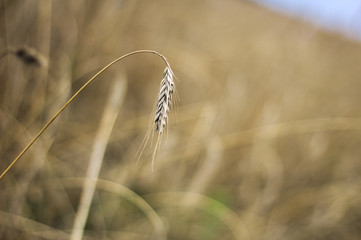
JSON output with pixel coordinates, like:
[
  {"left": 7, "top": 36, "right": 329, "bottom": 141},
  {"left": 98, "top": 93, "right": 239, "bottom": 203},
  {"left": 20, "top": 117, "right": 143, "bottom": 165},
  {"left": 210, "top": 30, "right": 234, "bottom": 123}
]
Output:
[{"left": 1, "top": 0, "right": 361, "bottom": 239}]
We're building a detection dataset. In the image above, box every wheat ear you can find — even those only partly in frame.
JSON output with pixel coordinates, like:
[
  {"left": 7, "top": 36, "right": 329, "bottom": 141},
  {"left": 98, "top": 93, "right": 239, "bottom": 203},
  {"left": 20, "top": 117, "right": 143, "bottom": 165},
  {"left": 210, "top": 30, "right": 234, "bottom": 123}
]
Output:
[
  {"left": 136, "top": 67, "right": 175, "bottom": 170},
  {"left": 0, "top": 50, "right": 173, "bottom": 181},
  {"left": 152, "top": 67, "right": 175, "bottom": 169},
  {"left": 155, "top": 67, "right": 175, "bottom": 133}
]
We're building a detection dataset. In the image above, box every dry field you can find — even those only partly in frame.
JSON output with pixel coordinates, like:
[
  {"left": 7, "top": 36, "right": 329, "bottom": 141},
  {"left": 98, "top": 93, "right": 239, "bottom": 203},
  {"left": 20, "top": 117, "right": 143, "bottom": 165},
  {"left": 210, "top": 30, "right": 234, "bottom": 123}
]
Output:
[{"left": 1, "top": 0, "right": 361, "bottom": 239}]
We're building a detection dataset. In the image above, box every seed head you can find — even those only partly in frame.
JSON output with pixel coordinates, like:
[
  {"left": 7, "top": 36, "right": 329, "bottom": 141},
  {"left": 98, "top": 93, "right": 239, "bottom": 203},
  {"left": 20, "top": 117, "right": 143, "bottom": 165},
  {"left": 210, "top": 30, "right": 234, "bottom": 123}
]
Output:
[
  {"left": 13, "top": 46, "right": 47, "bottom": 67},
  {"left": 154, "top": 67, "right": 175, "bottom": 134}
]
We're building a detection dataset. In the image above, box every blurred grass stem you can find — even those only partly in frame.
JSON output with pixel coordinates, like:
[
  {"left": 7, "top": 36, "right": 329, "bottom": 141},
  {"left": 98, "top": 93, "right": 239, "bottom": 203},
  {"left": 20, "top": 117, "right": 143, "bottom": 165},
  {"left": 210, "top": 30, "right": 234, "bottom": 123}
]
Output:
[{"left": 70, "top": 76, "right": 126, "bottom": 240}]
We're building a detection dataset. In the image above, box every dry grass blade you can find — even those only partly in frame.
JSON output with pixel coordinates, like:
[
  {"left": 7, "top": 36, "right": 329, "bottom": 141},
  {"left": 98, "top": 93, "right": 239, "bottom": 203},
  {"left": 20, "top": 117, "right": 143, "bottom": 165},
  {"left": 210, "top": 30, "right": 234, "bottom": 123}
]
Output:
[
  {"left": 70, "top": 76, "right": 126, "bottom": 240},
  {"left": 57, "top": 178, "right": 167, "bottom": 240}
]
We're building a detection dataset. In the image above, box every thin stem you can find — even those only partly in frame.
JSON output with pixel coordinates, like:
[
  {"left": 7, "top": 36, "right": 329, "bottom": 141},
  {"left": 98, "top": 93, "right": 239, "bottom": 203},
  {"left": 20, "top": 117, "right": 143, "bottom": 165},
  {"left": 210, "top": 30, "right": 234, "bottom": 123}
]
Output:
[
  {"left": 70, "top": 77, "right": 125, "bottom": 240},
  {"left": 0, "top": 50, "right": 170, "bottom": 181}
]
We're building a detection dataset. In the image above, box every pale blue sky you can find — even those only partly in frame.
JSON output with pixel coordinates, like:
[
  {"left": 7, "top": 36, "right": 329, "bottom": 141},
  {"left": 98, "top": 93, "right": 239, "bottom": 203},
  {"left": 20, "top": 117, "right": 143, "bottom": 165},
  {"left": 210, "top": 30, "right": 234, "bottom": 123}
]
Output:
[{"left": 254, "top": 0, "right": 361, "bottom": 41}]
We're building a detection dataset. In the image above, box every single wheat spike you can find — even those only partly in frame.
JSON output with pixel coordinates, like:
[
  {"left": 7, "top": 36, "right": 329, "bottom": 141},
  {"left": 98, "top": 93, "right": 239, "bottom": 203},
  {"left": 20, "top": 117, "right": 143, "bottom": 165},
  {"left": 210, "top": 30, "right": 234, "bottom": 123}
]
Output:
[
  {"left": 135, "top": 66, "right": 176, "bottom": 170},
  {"left": 0, "top": 50, "right": 174, "bottom": 180},
  {"left": 154, "top": 67, "right": 175, "bottom": 133}
]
